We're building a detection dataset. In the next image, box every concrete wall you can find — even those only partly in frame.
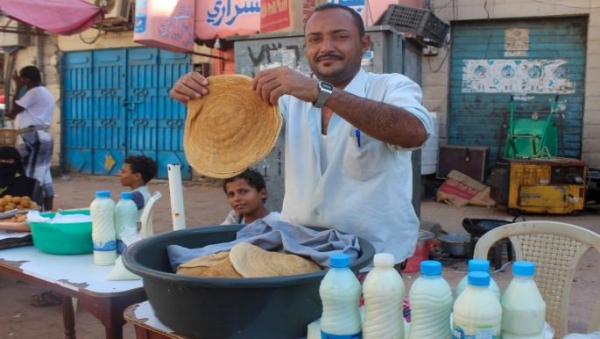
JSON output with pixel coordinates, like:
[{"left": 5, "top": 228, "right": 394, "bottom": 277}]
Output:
[{"left": 425, "top": 0, "right": 600, "bottom": 168}]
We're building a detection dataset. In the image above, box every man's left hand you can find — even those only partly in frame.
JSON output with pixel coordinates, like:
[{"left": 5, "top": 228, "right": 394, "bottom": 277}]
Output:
[{"left": 252, "top": 66, "right": 320, "bottom": 105}]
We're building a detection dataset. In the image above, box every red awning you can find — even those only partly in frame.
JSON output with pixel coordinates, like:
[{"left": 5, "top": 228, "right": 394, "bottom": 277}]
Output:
[{"left": 0, "top": 0, "right": 103, "bottom": 36}]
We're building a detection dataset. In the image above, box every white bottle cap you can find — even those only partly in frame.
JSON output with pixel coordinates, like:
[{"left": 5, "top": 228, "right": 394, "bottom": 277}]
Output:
[{"left": 373, "top": 253, "right": 395, "bottom": 267}]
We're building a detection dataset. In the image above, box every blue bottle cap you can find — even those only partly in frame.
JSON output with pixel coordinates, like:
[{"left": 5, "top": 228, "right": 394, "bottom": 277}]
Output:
[
  {"left": 468, "top": 271, "right": 490, "bottom": 286},
  {"left": 468, "top": 259, "right": 490, "bottom": 272},
  {"left": 513, "top": 261, "right": 535, "bottom": 276},
  {"left": 420, "top": 260, "right": 442, "bottom": 276},
  {"left": 329, "top": 253, "right": 350, "bottom": 268},
  {"left": 95, "top": 190, "right": 111, "bottom": 198},
  {"left": 121, "top": 191, "right": 133, "bottom": 199}
]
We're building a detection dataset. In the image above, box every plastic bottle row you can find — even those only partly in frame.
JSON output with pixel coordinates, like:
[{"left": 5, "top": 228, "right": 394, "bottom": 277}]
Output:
[
  {"left": 318, "top": 253, "right": 546, "bottom": 339},
  {"left": 90, "top": 190, "right": 139, "bottom": 266}
]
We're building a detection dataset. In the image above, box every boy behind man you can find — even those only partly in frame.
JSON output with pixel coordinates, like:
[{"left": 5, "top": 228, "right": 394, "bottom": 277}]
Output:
[
  {"left": 118, "top": 155, "right": 158, "bottom": 213},
  {"left": 221, "top": 168, "right": 280, "bottom": 225}
]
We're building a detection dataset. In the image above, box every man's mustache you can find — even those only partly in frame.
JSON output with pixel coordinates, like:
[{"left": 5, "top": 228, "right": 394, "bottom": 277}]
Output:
[{"left": 316, "top": 53, "right": 342, "bottom": 62}]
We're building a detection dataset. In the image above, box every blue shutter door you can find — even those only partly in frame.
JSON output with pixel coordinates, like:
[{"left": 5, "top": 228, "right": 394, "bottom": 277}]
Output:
[
  {"left": 157, "top": 50, "right": 192, "bottom": 180},
  {"left": 449, "top": 17, "right": 587, "bottom": 166},
  {"left": 92, "top": 49, "right": 127, "bottom": 176},
  {"left": 62, "top": 47, "right": 191, "bottom": 179},
  {"left": 63, "top": 52, "right": 93, "bottom": 174}
]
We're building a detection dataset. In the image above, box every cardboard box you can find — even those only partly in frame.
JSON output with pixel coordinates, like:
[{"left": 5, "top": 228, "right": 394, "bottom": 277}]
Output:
[
  {"left": 134, "top": 0, "right": 195, "bottom": 52},
  {"left": 437, "top": 170, "right": 495, "bottom": 207}
]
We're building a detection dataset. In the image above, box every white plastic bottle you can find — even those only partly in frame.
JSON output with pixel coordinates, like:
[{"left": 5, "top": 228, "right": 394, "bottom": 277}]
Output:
[
  {"left": 114, "top": 191, "right": 139, "bottom": 254},
  {"left": 453, "top": 271, "right": 502, "bottom": 339},
  {"left": 501, "top": 261, "right": 546, "bottom": 339},
  {"left": 408, "top": 260, "right": 452, "bottom": 339},
  {"left": 319, "top": 253, "right": 362, "bottom": 339},
  {"left": 455, "top": 259, "right": 501, "bottom": 301},
  {"left": 362, "top": 253, "right": 405, "bottom": 339},
  {"left": 90, "top": 190, "right": 117, "bottom": 265}
]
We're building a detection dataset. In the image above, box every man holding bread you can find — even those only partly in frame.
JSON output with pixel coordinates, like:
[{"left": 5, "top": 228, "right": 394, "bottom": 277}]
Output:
[{"left": 170, "top": 3, "right": 433, "bottom": 271}]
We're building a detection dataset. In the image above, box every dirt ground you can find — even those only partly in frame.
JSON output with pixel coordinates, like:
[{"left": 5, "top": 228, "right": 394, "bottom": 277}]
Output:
[{"left": 0, "top": 174, "right": 598, "bottom": 339}]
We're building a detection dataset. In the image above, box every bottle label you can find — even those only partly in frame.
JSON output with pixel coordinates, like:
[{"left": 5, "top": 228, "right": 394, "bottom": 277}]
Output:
[
  {"left": 321, "top": 331, "right": 362, "bottom": 339},
  {"left": 452, "top": 325, "right": 499, "bottom": 339},
  {"left": 93, "top": 240, "right": 117, "bottom": 251}
]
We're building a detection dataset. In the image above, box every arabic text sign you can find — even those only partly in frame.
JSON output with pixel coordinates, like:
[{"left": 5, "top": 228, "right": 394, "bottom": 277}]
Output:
[
  {"left": 462, "top": 59, "right": 575, "bottom": 94},
  {"left": 196, "top": 0, "right": 260, "bottom": 40},
  {"left": 134, "top": 0, "right": 194, "bottom": 52}
]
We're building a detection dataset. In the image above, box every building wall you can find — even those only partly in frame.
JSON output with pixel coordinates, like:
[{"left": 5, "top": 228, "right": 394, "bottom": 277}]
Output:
[
  {"left": 10, "top": 29, "right": 216, "bottom": 170},
  {"left": 425, "top": 0, "right": 600, "bottom": 168}
]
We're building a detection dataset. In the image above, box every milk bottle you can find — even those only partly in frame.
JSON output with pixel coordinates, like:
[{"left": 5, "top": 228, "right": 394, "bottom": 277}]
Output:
[
  {"left": 319, "top": 253, "right": 362, "bottom": 339},
  {"left": 408, "top": 260, "right": 452, "bottom": 339},
  {"left": 114, "top": 191, "right": 138, "bottom": 254},
  {"left": 501, "top": 261, "right": 546, "bottom": 339},
  {"left": 455, "top": 259, "right": 501, "bottom": 301},
  {"left": 90, "top": 190, "right": 117, "bottom": 265},
  {"left": 362, "top": 253, "right": 405, "bottom": 339},
  {"left": 453, "top": 271, "right": 502, "bottom": 339}
]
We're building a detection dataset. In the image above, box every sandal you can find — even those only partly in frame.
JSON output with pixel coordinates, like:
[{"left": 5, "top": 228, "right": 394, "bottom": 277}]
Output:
[{"left": 31, "top": 290, "right": 62, "bottom": 307}]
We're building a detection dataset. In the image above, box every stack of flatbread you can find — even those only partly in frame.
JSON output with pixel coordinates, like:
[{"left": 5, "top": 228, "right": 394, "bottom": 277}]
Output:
[
  {"left": 176, "top": 242, "right": 322, "bottom": 278},
  {"left": 184, "top": 74, "right": 282, "bottom": 179}
]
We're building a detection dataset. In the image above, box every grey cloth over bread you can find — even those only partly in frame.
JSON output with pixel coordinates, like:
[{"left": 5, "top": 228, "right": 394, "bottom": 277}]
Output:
[{"left": 167, "top": 220, "right": 361, "bottom": 271}]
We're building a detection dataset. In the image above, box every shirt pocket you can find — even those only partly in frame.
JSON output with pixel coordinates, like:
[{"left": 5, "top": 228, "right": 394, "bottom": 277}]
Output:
[{"left": 342, "top": 130, "right": 386, "bottom": 181}]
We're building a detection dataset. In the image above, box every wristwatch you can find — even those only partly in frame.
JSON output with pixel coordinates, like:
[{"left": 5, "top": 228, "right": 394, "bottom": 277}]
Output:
[{"left": 313, "top": 81, "right": 334, "bottom": 108}]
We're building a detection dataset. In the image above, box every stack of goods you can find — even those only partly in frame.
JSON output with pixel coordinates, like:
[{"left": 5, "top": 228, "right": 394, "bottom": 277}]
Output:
[{"left": 308, "top": 258, "right": 547, "bottom": 339}]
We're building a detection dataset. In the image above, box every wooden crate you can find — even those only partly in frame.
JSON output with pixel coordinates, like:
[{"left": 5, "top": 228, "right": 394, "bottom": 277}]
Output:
[{"left": 0, "top": 129, "right": 17, "bottom": 147}]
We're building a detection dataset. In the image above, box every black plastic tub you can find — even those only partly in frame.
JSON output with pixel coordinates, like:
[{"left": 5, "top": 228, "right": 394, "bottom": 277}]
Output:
[{"left": 122, "top": 225, "right": 375, "bottom": 339}]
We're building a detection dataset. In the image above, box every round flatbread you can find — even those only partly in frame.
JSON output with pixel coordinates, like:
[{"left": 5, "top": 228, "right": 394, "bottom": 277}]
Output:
[
  {"left": 184, "top": 74, "right": 282, "bottom": 178},
  {"left": 176, "top": 251, "right": 242, "bottom": 278},
  {"left": 229, "top": 242, "right": 322, "bottom": 278}
]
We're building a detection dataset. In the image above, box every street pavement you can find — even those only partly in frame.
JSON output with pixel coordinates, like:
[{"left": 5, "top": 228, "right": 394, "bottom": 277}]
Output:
[{"left": 0, "top": 174, "right": 598, "bottom": 338}]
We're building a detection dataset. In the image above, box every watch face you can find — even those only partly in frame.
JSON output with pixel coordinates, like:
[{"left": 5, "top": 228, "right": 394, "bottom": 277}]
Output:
[{"left": 320, "top": 81, "right": 334, "bottom": 91}]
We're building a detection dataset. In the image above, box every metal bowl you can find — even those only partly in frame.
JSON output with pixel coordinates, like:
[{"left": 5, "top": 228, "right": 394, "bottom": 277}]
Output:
[
  {"left": 122, "top": 225, "right": 375, "bottom": 339},
  {"left": 438, "top": 233, "right": 472, "bottom": 257}
]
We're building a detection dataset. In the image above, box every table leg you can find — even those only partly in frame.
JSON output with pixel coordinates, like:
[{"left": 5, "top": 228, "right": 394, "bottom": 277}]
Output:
[
  {"left": 62, "top": 295, "right": 76, "bottom": 339},
  {"left": 79, "top": 290, "right": 146, "bottom": 339}
]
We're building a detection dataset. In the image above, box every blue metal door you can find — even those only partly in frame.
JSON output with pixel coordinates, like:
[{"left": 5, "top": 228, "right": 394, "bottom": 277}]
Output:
[
  {"left": 449, "top": 17, "right": 587, "bottom": 167},
  {"left": 63, "top": 52, "right": 94, "bottom": 174},
  {"left": 63, "top": 48, "right": 191, "bottom": 179}
]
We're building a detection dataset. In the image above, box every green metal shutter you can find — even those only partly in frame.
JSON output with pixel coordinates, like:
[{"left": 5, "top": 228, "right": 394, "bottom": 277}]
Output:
[{"left": 448, "top": 17, "right": 587, "bottom": 166}]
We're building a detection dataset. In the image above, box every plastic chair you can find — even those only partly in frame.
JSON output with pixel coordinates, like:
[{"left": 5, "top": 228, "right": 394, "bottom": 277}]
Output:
[
  {"left": 473, "top": 221, "right": 600, "bottom": 338},
  {"left": 139, "top": 191, "right": 162, "bottom": 237}
]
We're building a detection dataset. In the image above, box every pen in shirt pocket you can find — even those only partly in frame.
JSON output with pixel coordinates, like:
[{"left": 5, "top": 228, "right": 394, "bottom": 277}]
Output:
[{"left": 354, "top": 129, "right": 361, "bottom": 148}]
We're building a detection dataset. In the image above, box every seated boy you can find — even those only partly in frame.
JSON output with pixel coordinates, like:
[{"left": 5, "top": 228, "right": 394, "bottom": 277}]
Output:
[
  {"left": 221, "top": 168, "right": 280, "bottom": 225},
  {"left": 118, "top": 155, "right": 158, "bottom": 214}
]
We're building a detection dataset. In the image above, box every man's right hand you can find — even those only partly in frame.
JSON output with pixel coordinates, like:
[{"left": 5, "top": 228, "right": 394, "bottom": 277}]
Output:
[{"left": 170, "top": 72, "right": 209, "bottom": 103}]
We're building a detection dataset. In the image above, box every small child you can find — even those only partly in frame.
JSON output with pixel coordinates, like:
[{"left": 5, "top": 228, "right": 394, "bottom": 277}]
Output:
[
  {"left": 221, "top": 168, "right": 280, "bottom": 225},
  {"left": 118, "top": 155, "right": 158, "bottom": 212}
]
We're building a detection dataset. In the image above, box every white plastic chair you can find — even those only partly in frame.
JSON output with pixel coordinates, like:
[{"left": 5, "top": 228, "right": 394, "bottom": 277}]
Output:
[
  {"left": 473, "top": 221, "right": 600, "bottom": 338},
  {"left": 139, "top": 191, "right": 162, "bottom": 237}
]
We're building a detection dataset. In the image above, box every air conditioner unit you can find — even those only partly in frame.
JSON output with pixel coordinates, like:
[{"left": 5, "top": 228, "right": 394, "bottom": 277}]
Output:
[{"left": 95, "top": 0, "right": 131, "bottom": 21}]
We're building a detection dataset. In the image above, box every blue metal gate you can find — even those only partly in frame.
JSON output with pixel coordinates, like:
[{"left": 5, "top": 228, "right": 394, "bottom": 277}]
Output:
[
  {"left": 63, "top": 47, "right": 192, "bottom": 179},
  {"left": 449, "top": 17, "right": 587, "bottom": 166}
]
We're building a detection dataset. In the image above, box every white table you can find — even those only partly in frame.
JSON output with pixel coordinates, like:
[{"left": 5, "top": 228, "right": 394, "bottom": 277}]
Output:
[{"left": 0, "top": 246, "right": 146, "bottom": 339}]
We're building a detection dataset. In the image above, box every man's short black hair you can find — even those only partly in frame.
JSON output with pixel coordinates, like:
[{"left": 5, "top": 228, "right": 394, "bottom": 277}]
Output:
[
  {"left": 223, "top": 168, "right": 267, "bottom": 202},
  {"left": 124, "top": 155, "right": 157, "bottom": 184},
  {"left": 20, "top": 66, "right": 42, "bottom": 83},
  {"left": 310, "top": 3, "right": 365, "bottom": 38}
]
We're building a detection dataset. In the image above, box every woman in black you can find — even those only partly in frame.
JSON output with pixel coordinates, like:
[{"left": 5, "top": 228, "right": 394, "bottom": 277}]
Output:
[{"left": 0, "top": 146, "right": 38, "bottom": 199}]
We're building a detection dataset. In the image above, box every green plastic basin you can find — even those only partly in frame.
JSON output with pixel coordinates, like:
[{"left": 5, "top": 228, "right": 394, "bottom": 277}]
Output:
[{"left": 27, "top": 209, "right": 93, "bottom": 255}]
